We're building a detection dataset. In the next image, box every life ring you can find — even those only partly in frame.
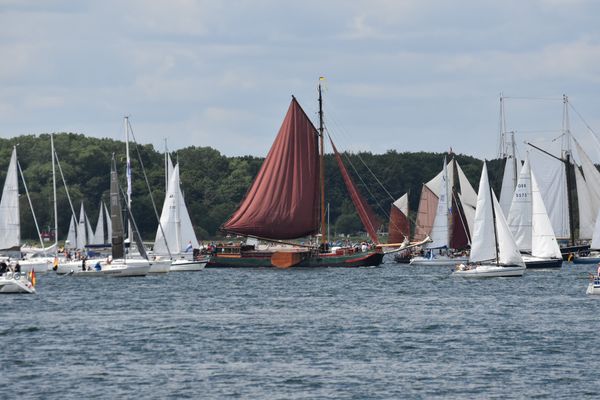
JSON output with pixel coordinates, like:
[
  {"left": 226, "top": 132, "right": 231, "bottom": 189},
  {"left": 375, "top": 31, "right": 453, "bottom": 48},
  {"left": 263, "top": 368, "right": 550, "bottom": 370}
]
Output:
[{"left": 13, "top": 272, "right": 20, "bottom": 280}]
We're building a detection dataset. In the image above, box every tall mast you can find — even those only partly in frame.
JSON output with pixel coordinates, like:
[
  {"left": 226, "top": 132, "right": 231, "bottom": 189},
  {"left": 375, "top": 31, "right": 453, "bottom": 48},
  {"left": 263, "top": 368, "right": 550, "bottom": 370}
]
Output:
[
  {"left": 487, "top": 163, "right": 500, "bottom": 266},
  {"left": 510, "top": 131, "right": 518, "bottom": 188},
  {"left": 562, "top": 94, "right": 576, "bottom": 246},
  {"left": 51, "top": 133, "right": 58, "bottom": 254},
  {"left": 318, "top": 81, "right": 326, "bottom": 246},
  {"left": 124, "top": 116, "right": 132, "bottom": 244},
  {"left": 164, "top": 138, "right": 169, "bottom": 193}
]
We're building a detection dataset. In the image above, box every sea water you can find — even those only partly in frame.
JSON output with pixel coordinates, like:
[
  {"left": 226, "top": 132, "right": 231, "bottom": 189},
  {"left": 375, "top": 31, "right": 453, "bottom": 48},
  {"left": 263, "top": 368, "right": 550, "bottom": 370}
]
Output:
[{"left": 2, "top": 258, "right": 600, "bottom": 399}]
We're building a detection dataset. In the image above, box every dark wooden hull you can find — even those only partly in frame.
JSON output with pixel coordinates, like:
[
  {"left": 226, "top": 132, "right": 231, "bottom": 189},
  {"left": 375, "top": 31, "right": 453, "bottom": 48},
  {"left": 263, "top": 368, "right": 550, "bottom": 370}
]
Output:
[
  {"left": 524, "top": 258, "right": 563, "bottom": 269},
  {"left": 207, "top": 249, "right": 384, "bottom": 268}
]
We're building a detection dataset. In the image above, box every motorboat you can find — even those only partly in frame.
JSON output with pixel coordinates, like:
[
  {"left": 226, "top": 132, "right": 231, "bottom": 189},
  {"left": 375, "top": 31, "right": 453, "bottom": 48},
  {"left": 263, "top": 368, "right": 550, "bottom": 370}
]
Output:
[{"left": 0, "top": 272, "right": 36, "bottom": 294}]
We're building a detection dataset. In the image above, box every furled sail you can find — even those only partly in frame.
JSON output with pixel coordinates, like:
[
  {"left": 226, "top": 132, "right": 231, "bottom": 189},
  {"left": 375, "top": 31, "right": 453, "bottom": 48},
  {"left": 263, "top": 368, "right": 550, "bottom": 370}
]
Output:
[
  {"left": 0, "top": 147, "right": 20, "bottom": 250},
  {"left": 223, "top": 98, "right": 320, "bottom": 240},
  {"left": 110, "top": 155, "right": 125, "bottom": 259},
  {"left": 330, "top": 139, "right": 381, "bottom": 244},
  {"left": 388, "top": 193, "right": 410, "bottom": 243}
]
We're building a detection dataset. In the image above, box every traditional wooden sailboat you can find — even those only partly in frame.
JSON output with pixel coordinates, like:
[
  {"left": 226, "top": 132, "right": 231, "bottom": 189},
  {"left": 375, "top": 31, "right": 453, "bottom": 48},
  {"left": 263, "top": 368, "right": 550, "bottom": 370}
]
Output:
[
  {"left": 507, "top": 156, "right": 563, "bottom": 268},
  {"left": 208, "top": 84, "right": 422, "bottom": 268},
  {"left": 453, "top": 161, "right": 525, "bottom": 277}
]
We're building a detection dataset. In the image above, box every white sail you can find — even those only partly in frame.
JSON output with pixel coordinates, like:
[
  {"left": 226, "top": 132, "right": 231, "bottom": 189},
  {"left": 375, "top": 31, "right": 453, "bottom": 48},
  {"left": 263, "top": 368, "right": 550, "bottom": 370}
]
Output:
[
  {"left": 591, "top": 207, "right": 600, "bottom": 249},
  {"left": 76, "top": 203, "right": 91, "bottom": 249},
  {"left": 574, "top": 138, "right": 600, "bottom": 223},
  {"left": 154, "top": 164, "right": 199, "bottom": 255},
  {"left": 104, "top": 201, "right": 112, "bottom": 242},
  {"left": 508, "top": 158, "right": 532, "bottom": 252},
  {"left": 575, "top": 166, "right": 595, "bottom": 239},
  {"left": 66, "top": 216, "right": 77, "bottom": 249},
  {"left": 92, "top": 202, "right": 105, "bottom": 245},
  {"left": 469, "top": 162, "right": 497, "bottom": 263},
  {"left": 0, "top": 148, "right": 20, "bottom": 249},
  {"left": 499, "top": 156, "right": 518, "bottom": 215},
  {"left": 392, "top": 193, "right": 408, "bottom": 215},
  {"left": 493, "top": 192, "right": 525, "bottom": 267},
  {"left": 456, "top": 161, "right": 477, "bottom": 235},
  {"left": 531, "top": 170, "right": 562, "bottom": 259},
  {"left": 427, "top": 158, "right": 449, "bottom": 248}
]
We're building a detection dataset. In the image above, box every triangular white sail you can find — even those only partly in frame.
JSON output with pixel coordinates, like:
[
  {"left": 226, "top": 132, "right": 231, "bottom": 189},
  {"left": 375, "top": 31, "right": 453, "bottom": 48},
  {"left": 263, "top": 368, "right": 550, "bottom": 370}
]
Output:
[
  {"left": 456, "top": 161, "right": 477, "bottom": 236},
  {"left": 66, "top": 215, "right": 77, "bottom": 249},
  {"left": 392, "top": 193, "right": 408, "bottom": 215},
  {"left": 508, "top": 158, "right": 533, "bottom": 251},
  {"left": 76, "top": 203, "right": 90, "bottom": 249},
  {"left": 104, "top": 201, "right": 112, "bottom": 242},
  {"left": 0, "top": 147, "right": 20, "bottom": 249},
  {"left": 591, "top": 207, "right": 600, "bottom": 249},
  {"left": 92, "top": 202, "right": 105, "bottom": 245},
  {"left": 470, "top": 163, "right": 497, "bottom": 263},
  {"left": 493, "top": 192, "right": 525, "bottom": 267},
  {"left": 499, "top": 156, "right": 518, "bottom": 215},
  {"left": 531, "top": 170, "right": 562, "bottom": 259},
  {"left": 427, "top": 158, "right": 449, "bottom": 248},
  {"left": 154, "top": 164, "right": 199, "bottom": 255}
]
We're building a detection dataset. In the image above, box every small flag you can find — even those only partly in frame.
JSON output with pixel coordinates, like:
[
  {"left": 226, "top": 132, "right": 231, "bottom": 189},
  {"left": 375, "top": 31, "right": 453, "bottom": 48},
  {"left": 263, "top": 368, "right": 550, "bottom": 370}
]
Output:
[{"left": 30, "top": 270, "right": 36, "bottom": 287}]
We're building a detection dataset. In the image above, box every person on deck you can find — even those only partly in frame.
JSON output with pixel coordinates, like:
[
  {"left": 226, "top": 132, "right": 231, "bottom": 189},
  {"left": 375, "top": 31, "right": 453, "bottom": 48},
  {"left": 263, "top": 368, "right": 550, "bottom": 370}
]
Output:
[{"left": 0, "top": 262, "right": 7, "bottom": 275}]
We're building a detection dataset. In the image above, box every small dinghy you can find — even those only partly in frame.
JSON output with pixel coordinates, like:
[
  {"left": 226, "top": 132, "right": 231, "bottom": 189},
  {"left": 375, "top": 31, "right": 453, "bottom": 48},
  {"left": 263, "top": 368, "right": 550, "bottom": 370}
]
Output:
[
  {"left": 452, "top": 162, "right": 526, "bottom": 278},
  {"left": 586, "top": 275, "right": 600, "bottom": 295},
  {"left": 0, "top": 272, "right": 36, "bottom": 294}
]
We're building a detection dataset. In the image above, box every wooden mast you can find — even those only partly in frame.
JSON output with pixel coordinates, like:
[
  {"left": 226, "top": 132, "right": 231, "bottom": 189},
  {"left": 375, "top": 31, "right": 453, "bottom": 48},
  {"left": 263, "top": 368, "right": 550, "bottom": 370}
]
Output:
[{"left": 318, "top": 80, "right": 326, "bottom": 246}]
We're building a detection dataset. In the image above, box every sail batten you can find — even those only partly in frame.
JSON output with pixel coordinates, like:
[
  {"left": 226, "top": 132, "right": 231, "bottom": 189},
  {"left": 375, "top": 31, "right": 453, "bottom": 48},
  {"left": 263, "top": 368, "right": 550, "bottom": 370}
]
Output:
[{"left": 223, "top": 98, "right": 320, "bottom": 240}]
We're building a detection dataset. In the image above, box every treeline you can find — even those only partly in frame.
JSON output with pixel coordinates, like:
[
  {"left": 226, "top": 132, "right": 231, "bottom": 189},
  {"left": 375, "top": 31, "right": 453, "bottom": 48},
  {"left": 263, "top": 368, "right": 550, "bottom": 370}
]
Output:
[{"left": 0, "top": 133, "right": 504, "bottom": 242}]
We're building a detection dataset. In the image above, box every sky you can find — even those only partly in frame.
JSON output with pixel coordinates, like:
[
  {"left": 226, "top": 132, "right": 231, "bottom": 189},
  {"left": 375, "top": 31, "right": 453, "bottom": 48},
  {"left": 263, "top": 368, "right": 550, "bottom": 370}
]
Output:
[{"left": 2, "top": 0, "right": 600, "bottom": 159}]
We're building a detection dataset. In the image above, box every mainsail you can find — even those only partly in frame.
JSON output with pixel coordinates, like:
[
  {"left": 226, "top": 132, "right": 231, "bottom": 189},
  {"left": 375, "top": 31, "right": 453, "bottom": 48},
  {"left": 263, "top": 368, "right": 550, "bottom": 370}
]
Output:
[
  {"left": 223, "top": 98, "right": 320, "bottom": 240},
  {"left": 154, "top": 163, "right": 200, "bottom": 254},
  {"left": 0, "top": 147, "right": 20, "bottom": 250}
]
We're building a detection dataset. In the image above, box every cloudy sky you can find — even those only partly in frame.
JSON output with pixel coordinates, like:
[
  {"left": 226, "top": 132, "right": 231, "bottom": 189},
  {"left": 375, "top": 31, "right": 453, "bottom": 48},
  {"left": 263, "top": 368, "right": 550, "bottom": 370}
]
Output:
[{"left": 2, "top": 0, "right": 600, "bottom": 159}]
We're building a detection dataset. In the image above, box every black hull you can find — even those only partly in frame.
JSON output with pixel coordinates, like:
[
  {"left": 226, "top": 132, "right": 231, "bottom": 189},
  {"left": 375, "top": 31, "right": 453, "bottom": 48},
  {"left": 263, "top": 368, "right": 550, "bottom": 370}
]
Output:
[{"left": 524, "top": 258, "right": 563, "bottom": 269}]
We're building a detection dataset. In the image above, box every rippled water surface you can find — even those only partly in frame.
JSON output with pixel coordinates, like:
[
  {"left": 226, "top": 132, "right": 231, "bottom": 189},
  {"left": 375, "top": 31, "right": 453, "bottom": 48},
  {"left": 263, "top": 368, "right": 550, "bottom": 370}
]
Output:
[{"left": 3, "top": 258, "right": 600, "bottom": 399}]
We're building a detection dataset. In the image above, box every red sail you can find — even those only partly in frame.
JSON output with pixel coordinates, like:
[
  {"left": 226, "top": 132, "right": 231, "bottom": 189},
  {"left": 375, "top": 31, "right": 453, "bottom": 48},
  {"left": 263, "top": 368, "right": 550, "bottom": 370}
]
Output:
[
  {"left": 223, "top": 98, "right": 320, "bottom": 239},
  {"left": 449, "top": 188, "right": 470, "bottom": 250},
  {"left": 330, "top": 139, "right": 381, "bottom": 243},
  {"left": 388, "top": 203, "right": 410, "bottom": 243},
  {"left": 414, "top": 184, "right": 438, "bottom": 241}
]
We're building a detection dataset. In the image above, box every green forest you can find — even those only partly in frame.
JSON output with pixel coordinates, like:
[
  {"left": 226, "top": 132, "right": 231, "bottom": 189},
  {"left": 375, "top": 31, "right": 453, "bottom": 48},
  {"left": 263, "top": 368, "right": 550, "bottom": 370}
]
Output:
[{"left": 0, "top": 133, "right": 507, "bottom": 243}]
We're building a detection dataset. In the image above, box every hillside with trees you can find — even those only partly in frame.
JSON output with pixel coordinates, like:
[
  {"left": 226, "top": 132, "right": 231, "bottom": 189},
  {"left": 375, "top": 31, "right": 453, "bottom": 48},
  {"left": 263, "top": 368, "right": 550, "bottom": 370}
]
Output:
[{"left": 0, "top": 133, "right": 506, "bottom": 242}]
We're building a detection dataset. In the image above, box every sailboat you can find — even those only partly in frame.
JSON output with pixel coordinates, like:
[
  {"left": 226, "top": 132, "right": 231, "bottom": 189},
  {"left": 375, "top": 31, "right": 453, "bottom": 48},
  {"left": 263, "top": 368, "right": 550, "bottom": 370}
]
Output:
[
  {"left": 507, "top": 156, "right": 563, "bottom": 268},
  {"left": 208, "top": 85, "right": 422, "bottom": 268},
  {"left": 153, "top": 161, "right": 207, "bottom": 271},
  {"left": 404, "top": 157, "right": 475, "bottom": 266},
  {"left": 0, "top": 270, "right": 36, "bottom": 294},
  {"left": 57, "top": 155, "right": 150, "bottom": 277},
  {"left": 453, "top": 161, "right": 526, "bottom": 277}
]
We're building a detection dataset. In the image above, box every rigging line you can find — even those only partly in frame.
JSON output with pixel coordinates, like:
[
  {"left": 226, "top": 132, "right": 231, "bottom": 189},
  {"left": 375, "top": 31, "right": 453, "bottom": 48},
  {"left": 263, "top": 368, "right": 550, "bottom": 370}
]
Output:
[
  {"left": 513, "top": 129, "right": 563, "bottom": 134},
  {"left": 53, "top": 149, "right": 80, "bottom": 247},
  {"left": 125, "top": 118, "right": 172, "bottom": 259},
  {"left": 324, "top": 104, "right": 397, "bottom": 202},
  {"left": 569, "top": 102, "right": 600, "bottom": 139},
  {"left": 326, "top": 129, "right": 393, "bottom": 228},
  {"left": 16, "top": 159, "right": 46, "bottom": 253},
  {"left": 502, "top": 96, "right": 563, "bottom": 101}
]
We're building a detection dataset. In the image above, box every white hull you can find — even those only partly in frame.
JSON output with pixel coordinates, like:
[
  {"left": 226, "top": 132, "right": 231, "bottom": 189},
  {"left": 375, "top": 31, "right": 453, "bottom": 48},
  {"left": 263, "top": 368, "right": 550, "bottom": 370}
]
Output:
[
  {"left": 149, "top": 259, "right": 171, "bottom": 274},
  {"left": 19, "top": 258, "right": 53, "bottom": 273},
  {"left": 453, "top": 264, "right": 525, "bottom": 278},
  {"left": 409, "top": 255, "right": 468, "bottom": 266},
  {"left": 57, "top": 259, "right": 150, "bottom": 277},
  {"left": 587, "top": 279, "right": 600, "bottom": 295},
  {"left": 170, "top": 258, "right": 207, "bottom": 272},
  {"left": 0, "top": 273, "right": 36, "bottom": 294}
]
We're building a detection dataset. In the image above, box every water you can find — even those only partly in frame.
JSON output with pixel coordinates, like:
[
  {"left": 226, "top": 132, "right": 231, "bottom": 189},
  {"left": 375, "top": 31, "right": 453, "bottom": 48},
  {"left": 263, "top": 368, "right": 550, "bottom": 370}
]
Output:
[{"left": 2, "top": 258, "right": 600, "bottom": 399}]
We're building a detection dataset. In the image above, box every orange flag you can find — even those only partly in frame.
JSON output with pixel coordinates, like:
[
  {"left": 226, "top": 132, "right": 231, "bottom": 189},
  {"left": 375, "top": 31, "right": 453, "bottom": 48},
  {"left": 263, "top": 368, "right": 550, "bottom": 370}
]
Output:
[{"left": 31, "top": 270, "right": 36, "bottom": 286}]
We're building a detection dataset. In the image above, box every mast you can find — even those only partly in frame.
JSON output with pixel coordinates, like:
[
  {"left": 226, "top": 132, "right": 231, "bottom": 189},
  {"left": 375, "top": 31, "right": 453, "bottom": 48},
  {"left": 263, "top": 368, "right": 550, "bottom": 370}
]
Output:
[
  {"left": 164, "top": 138, "right": 168, "bottom": 193},
  {"left": 510, "top": 131, "right": 518, "bottom": 187},
  {"left": 124, "top": 116, "right": 132, "bottom": 244},
  {"left": 562, "top": 94, "right": 576, "bottom": 246},
  {"left": 51, "top": 133, "right": 58, "bottom": 254},
  {"left": 318, "top": 80, "right": 326, "bottom": 246},
  {"left": 487, "top": 163, "right": 500, "bottom": 266}
]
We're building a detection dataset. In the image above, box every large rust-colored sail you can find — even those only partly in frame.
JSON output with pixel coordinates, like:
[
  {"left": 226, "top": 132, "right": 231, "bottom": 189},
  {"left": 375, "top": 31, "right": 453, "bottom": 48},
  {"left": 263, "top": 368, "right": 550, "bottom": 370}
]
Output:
[
  {"left": 223, "top": 98, "right": 320, "bottom": 239},
  {"left": 414, "top": 184, "right": 438, "bottom": 241},
  {"left": 388, "top": 194, "right": 410, "bottom": 243},
  {"left": 330, "top": 138, "right": 381, "bottom": 244},
  {"left": 449, "top": 188, "right": 470, "bottom": 250}
]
